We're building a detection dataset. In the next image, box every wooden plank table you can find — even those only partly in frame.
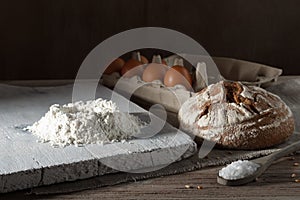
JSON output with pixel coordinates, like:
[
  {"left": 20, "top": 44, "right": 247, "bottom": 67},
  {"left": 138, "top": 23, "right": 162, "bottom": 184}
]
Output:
[
  {"left": 2, "top": 154, "right": 300, "bottom": 200},
  {"left": 1, "top": 76, "right": 300, "bottom": 199}
]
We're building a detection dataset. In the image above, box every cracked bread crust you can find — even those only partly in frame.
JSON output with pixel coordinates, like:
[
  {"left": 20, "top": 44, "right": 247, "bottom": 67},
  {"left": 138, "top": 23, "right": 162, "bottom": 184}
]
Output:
[{"left": 178, "top": 81, "right": 295, "bottom": 150}]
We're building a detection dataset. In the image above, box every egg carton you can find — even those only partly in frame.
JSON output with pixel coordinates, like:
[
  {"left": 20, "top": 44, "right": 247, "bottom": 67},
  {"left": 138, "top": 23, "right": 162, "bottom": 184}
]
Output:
[
  {"left": 102, "top": 54, "right": 282, "bottom": 115},
  {"left": 166, "top": 54, "right": 283, "bottom": 87},
  {"left": 102, "top": 73, "right": 197, "bottom": 113}
]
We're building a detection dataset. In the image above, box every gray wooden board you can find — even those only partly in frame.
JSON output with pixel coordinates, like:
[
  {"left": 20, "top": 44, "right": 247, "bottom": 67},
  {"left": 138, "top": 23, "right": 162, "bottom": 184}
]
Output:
[{"left": 0, "top": 84, "right": 197, "bottom": 193}]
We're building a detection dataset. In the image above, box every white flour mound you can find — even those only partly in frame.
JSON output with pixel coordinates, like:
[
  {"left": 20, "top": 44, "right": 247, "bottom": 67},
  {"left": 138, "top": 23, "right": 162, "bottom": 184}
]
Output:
[{"left": 26, "top": 98, "right": 142, "bottom": 147}]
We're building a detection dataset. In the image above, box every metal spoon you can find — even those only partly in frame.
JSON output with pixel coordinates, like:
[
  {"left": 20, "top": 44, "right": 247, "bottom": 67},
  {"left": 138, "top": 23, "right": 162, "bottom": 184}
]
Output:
[{"left": 217, "top": 139, "right": 300, "bottom": 186}]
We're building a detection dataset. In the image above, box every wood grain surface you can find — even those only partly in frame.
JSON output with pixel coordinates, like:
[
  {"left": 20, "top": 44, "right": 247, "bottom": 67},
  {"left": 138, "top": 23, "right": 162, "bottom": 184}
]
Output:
[
  {"left": 1, "top": 0, "right": 300, "bottom": 80},
  {"left": 0, "top": 83, "right": 197, "bottom": 193},
  {"left": 2, "top": 154, "right": 300, "bottom": 199}
]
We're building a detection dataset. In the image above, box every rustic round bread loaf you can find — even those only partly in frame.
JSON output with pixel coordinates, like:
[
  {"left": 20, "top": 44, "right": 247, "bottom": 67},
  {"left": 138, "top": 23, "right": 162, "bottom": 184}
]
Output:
[{"left": 178, "top": 81, "right": 295, "bottom": 150}]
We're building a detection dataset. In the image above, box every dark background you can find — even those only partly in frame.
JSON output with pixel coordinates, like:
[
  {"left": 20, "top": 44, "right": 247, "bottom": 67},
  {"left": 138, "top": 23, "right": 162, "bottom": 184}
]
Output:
[{"left": 1, "top": 0, "right": 300, "bottom": 80}]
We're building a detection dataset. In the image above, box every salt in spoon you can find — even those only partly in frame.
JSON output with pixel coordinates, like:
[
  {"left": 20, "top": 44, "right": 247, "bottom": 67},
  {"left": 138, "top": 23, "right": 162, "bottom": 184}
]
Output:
[{"left": 217, "top": 139, "right": 300, "bottom": 186}]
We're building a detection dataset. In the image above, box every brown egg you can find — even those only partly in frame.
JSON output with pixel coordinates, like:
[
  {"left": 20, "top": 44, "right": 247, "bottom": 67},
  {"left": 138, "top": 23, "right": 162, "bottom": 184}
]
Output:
[
  {"left": 142, "top": 63, "right": 169, "bottom": 82},
  {"left": 104, "top": 58, "right": 125, "bottom": 75},
  {"left": 121, "top": 59, "right": 144, "bottom": 78},
  {"left": 164, "top": 65, "right": 193, "bottom": 90},
  {"left": 141, "top": 55, "right": 149, "bottom": 64}
]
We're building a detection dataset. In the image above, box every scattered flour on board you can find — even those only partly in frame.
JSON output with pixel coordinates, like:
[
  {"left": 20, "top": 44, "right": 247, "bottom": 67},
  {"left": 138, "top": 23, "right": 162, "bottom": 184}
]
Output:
[{"left": 25, "top": 98, "right": 143, "bottom": 147}]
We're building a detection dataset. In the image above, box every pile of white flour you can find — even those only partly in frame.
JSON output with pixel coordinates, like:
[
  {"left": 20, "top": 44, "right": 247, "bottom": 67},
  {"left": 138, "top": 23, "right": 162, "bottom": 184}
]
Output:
[{"left": 26, "top": 98, "right": 142, "bottom": 147}]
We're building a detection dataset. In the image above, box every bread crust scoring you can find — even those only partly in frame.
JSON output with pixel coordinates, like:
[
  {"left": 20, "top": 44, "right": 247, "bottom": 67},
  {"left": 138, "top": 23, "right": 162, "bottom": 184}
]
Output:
[{"left": 178, "top": 81, "right": 295, "bottom": 149}]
